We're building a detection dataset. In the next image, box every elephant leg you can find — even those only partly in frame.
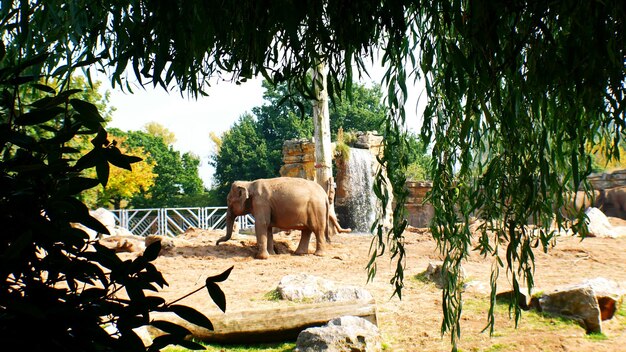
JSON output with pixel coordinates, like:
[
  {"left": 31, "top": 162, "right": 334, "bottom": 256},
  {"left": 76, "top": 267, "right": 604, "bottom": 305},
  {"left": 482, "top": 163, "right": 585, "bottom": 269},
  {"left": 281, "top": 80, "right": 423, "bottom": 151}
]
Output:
[
  {"left": 295, "top": 229, "right": 312, "bottom": 255},
  {"left": 313, "top": 230, "right": 327, "bottom": 257},
  {"left": 267, "top": 225, "right": 276, "bottom": 255},
  {"left": 254, "top": 222, "right": 270, "bottom": 260}
]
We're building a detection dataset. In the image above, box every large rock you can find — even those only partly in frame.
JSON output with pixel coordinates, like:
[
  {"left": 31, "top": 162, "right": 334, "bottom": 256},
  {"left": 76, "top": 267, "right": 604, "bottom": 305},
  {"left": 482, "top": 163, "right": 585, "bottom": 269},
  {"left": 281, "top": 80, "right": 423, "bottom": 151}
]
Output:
[
  {"left": 296, "top": 316, "right": 382, "bottom": 352},
  {"left": 277, "top": 274, "right": 372, "bottom": 303},
  {"left": 73, "top": 208, "right": 121, "bottom": 241},
  {"left": 495, "top": 287, "right": 537, "bottom": 310},
  {"left": 588, "top": 169, "right": 626, "bottom": 192},
  {"left": 321, "top": 286, "right": 374, "bottom": 302},
  {"left": 353, "top": 131, "right": 383, "bottom": 155},
  {"left": 91, "top": 207, "right": 116, "bottom": 229},
  {"left": 585, "top": 207, "right": 617, "bottom": 238},
  {"left": 425, "top": 262, "right": 466, "bottom": 289},
  {"left": 580, "top": 278, "right": 624, "bottom": 320},
  {"left": 536, "top": 284, "right": 602, "bottom": 333},
  {"left": 280, "top": 138, "right": 316, "bottom": 180}
]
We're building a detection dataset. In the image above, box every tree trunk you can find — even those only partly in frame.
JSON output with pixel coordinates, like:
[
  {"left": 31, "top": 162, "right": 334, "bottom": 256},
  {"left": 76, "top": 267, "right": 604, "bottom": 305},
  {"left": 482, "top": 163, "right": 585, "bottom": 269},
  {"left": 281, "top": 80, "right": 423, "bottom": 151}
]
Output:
[
  {"left": 149, "top": 298, "right": 377, "bottom": 344},
  {"left": 312, "top": 62, "right": 333, "bottom": 194}
]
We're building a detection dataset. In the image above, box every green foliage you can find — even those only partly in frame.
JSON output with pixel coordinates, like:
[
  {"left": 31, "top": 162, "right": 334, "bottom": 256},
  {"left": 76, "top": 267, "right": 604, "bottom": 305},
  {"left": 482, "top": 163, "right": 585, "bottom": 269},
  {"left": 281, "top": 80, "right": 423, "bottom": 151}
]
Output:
[
  {"left": 211, "top": 114, "right": 275, "bottom": 201},
  {"left": 334, "top": 141, "right": 351, "bottom": 161},
  {"left": 109, "top": 128, "right": 205, "bottom": 208},
  {"left": 405, "top": 133, "right": 432, "bottom": 181},
  {"left": 370, "top": 2, "right": 626, "bottom": 350},
  {"left": 0, "top": 54, "right": 231, "bottom": 350},
  {"left": 329, "top": 83, "right": 387, "bottom": 137},
  {"left": 262, "top": 289, "right": 282, "bottom": 302}
]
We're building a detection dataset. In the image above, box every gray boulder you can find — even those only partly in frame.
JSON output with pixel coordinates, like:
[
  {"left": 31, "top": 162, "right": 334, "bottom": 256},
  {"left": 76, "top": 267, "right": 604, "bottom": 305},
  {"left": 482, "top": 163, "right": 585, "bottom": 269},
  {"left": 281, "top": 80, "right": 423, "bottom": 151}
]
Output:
[
  {"left": 277, "top": 274, "right": 337, "bottom": 302},
  {"left": 426, "top": 261, "right": 466, "bottom": 289},
  {"left": 581, "top": 278, "right": 624, "bottom": 320},
  {"left": 277, "top": 274, "right": 372, "bottom": 303},
  {"left": 532, "top": 278, "right": 625, "bottom": 333},
  {"left": 91, "top": 207, "right": 116, "bottom": 229},
  {"left": 73, "top": 208, "right": 120, "bottom": 241},
  {"left": 536, "top": 284, "right": 602, "bottom": 333},
  {"left": 296, "top": 316, "right": 382, "bottom": 352},
  {"left": 585, "top": 207, "right": 617, "bottom": 238},
  {"left": 321, "top": 286, "right": 374, "bottom": 302}
]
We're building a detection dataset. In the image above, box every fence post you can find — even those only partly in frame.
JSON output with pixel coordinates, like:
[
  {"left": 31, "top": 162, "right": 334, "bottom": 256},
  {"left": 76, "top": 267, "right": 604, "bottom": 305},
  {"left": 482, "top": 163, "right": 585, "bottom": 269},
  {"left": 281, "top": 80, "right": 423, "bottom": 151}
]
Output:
[{"left": 121, "top": 209, "right": 128, "bottom": 229}]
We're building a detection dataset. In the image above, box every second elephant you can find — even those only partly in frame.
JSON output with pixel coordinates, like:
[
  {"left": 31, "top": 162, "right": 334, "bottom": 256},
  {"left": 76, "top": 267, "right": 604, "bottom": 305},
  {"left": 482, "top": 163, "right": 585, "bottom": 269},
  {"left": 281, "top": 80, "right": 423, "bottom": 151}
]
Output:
[{"left": 216, "top": 177, "right": 331, "bottom": 259}]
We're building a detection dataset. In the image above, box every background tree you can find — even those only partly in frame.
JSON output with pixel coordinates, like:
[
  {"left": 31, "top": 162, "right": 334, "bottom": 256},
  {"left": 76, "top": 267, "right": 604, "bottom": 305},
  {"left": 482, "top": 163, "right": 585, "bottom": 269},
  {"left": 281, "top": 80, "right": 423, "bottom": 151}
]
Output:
[
  {"left": 329, "top": 83, "right": 387, "bottom": 137},
  {"left": 82, "top": 139, "right": 157, "bottom": 209},
  {"left": 253, "top": 81, "right": 314, "bottom": 174},
  {"left": 144, "top": 121, "right": 177, "bottom": 145},
  {"left": 111, "top": 126, "right": 205, "bottom": 208},
  {"left": 211, "top": 114, "right": 274, "bottom": 200}
]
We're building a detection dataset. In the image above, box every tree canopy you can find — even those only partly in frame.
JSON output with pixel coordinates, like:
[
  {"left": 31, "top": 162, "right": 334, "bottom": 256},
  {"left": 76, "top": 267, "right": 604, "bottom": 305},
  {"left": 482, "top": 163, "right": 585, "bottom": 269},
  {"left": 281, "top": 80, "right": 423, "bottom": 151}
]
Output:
[{"left": 2, "top": 1, "right": 625, "bottom": 350}]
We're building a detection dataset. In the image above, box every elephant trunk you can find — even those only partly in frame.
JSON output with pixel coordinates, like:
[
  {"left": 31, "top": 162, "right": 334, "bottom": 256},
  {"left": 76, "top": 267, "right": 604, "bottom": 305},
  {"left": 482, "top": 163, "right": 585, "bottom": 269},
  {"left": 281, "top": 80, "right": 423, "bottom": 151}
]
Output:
[{"left": 216, "top": 211, "right": 235, "bottom": 245}]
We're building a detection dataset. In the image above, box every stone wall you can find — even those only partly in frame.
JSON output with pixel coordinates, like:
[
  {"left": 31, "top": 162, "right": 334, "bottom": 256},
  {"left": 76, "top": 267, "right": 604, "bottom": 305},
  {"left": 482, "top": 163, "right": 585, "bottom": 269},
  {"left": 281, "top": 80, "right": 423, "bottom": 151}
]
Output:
[
  {"left": 405, "top": 181, "right": 434, "bottom": 228},
  {"left": 353, "top": 131, "right": 384, "bottom": 158},
  {"left": 279, "top": 138, "right": 317, "bottom": 181},
  {"left": 588, "top": 169, "right": 626, "bottom": 190}
]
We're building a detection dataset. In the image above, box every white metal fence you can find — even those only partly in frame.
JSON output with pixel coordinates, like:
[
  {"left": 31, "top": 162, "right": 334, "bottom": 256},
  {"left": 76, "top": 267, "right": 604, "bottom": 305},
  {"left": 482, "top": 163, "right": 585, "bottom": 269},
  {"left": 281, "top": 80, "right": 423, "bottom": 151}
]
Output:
[{"left": 111, "top": 207, "right": 255, "bottom": 237}]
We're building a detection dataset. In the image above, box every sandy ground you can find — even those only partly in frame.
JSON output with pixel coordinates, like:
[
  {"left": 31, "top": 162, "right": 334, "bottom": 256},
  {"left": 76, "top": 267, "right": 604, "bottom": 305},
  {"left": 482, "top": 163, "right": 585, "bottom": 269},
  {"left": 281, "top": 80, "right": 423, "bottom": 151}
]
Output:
[{"left": 128, "top": 220, "right": 626, "bottom": 352}]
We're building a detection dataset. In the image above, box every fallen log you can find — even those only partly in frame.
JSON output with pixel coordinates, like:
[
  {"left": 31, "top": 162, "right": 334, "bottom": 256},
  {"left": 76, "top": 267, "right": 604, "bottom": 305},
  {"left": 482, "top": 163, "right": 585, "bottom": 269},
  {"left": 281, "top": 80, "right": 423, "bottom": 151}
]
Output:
[{"left": 149, "top": 298, "right": 377, "bottom": 344}]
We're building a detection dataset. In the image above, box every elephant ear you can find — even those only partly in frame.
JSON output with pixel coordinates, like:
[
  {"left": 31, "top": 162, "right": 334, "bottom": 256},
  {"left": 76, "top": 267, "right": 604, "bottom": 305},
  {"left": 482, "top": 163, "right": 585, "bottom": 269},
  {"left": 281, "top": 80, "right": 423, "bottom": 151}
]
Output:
[{"left": 237, "top": 186, "right": 249, "bottom": 200}]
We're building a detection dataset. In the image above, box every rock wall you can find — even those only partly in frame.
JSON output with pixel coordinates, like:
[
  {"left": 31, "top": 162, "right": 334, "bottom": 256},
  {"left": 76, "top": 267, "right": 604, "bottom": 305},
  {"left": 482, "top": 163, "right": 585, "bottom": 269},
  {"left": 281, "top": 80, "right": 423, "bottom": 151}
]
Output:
[
  {"left": 588, "top": 169, "right": 626, "bottom": 190},
  {"left": 279, "top": 138, "right": 317, "bottom": 181},
  {"left": 353, "top": 131, "right": 384, "bottom": 157},
  {"left": 405, "top": 181, "right": 434, "bottom": 228}
]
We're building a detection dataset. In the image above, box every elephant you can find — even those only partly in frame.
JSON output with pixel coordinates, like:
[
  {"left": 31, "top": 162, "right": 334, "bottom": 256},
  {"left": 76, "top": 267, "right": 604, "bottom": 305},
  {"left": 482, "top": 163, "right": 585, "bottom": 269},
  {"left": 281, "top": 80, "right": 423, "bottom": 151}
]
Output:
[
  {"left": 595, "top": 186, "right": 626, "bottom": 219},
  {"left": 561, "top": 190, "right": 600, "bottom": 218},
  {"left": 216, "top": 177, "right": 331, "bottom": 259}
]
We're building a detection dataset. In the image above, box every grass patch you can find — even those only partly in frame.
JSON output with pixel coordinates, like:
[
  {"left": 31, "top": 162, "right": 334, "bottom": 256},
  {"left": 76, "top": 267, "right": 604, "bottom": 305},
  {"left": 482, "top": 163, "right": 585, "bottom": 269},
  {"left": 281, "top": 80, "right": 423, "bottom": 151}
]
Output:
[
  {"left": 481, "top": 343, "right": 517, "bottom": 352},
  {"left": 462, "top": 297, "right": 580, "bottom": 332},
  {"left": 585, "top": 332, "right": 608, "bottom": 341},
  {"left": 412, "top": 270, "right": 431, "bottom": 284},
  {"left": 164, "top": 342, "right": 296, "bottom": 352},
  {"left": 522, "top": 310, "right": 581, "bottom": 331},
  {"left": 263, "top": 289, "right": 281, "bottom": 301}
]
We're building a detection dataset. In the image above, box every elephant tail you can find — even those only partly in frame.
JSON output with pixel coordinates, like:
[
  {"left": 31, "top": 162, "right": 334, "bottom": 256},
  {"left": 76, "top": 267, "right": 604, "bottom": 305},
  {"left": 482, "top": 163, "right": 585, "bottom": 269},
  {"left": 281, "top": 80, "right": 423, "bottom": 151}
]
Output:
[{"left": 324, "top": 199, "right": 331, "bottom": 243}]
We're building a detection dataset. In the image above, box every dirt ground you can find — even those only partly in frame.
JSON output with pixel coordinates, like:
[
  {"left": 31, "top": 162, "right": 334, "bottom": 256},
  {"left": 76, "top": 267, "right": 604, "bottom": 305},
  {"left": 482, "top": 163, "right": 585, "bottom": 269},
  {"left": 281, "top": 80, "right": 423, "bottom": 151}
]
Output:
[{"left": 134, "top": 218, "right": 626, "bottom": 352}]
